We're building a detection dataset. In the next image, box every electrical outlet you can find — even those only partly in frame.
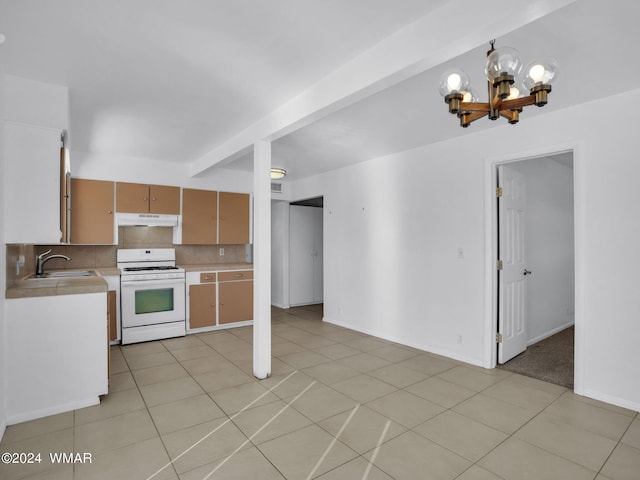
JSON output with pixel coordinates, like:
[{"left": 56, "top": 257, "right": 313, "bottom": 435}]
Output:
[
  {"left": 219, "top": 247, "right": 225, "bottom": 256},
  {"left": 16, "top": 255, "right": 25, "bottom": 275}
]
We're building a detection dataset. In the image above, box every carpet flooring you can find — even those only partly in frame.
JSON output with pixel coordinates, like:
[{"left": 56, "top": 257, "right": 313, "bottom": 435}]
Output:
[{"left": 498, "top": 326, "right": 574, "bottom": 389}]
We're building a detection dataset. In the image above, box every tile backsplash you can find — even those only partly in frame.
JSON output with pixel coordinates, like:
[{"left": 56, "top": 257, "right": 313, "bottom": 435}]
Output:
[
  {"left": 7, "top": 226, "right": 249, "bottom": 284},
  {"left": 6, "top": 244, "right": 36, "bottom": 286}
]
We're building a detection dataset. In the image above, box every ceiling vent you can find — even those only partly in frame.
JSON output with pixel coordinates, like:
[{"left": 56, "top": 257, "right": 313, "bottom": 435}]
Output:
[{"left": 271, "top": 182, "right": 282, "bottom": 193}]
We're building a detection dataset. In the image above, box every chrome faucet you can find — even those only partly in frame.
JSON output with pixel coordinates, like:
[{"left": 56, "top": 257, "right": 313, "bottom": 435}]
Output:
[{"left": 36, "top": 249, "right": 71, "bottom": 277}]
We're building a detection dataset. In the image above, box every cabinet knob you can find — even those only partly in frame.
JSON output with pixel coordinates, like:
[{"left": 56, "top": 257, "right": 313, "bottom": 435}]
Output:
[
  {"left": 151, "top": 197, "right": 157, "bottom": 201},
  {"left": 210, "top": 304, "right": 215, "bottom": 307},
  {"left": 143, "top": 197, "right": 148, "bottom": 201},
  {"left": 220, "top": 302, "right": 224, "bottom": 306},
  {"left": 204, "top": 276, "right": 213, "bottom": 280},
  {"left": 107, "top": 210, "right": 113, "bottom": 214},
  {"left": 235, "top": 273, "right": 243, "bottom": 278}
]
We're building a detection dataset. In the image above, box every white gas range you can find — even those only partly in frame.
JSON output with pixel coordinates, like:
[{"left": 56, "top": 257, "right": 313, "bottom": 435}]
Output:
[{"left": 117, "top": 248, "right": 186, "bottom": 344}]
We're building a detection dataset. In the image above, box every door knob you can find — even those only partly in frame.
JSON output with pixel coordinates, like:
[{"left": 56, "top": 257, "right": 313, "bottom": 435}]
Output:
[{"left": 523, "top": 269, "right": 532, "bottom": 276}]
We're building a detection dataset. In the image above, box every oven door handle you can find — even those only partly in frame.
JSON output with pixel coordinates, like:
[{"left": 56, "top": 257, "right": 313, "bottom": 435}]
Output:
[{"left": 121, "top": 278, "right": 185, "bottom": 288}]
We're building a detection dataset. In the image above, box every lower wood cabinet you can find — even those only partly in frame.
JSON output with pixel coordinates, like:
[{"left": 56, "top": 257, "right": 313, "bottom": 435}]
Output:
[
  {"left": 219, "top": 280, "right": 253, "bottom": 324},
  {"left": 218, "top": 270, "right": 253, "bottom": 324},
  {"left": 107, "top": 290, "right": 115, "bottom": 382},
  {"left": 187, "top": 269, "right": 253, "bottom": 331},
  {"left": 189, "top": 283, "right": 217, "bottom": 329},
  {"left": 107, "top": 290, "right": 117, "bottom": 342}
]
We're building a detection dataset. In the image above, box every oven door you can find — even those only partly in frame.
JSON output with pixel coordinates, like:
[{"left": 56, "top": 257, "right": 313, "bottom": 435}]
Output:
[{"left": 121, "top": 277, "right": 186, "bottom": 328}]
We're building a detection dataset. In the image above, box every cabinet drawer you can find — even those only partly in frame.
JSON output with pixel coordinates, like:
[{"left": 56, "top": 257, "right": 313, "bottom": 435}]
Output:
[
  {"left": 218, "top": 270, "right": 253, "bottom": 282},
  {"left": 199, "top": 272, "right": 217, "bottom": 283}
]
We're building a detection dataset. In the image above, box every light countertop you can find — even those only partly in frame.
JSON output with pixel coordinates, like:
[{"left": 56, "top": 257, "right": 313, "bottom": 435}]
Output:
[
  {"left": 6, "top": 270, "right": 109, "bottom": 299},
  {"left": 181, "top": 263, "right": 253, "bottom": 272},
  {"left": 6, "top": 264, "right": 253, "bottom": 298}
]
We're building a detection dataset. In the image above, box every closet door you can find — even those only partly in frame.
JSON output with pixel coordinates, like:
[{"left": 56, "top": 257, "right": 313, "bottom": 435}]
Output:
[
  {"left": 312, "top": 207, "right": 324, "bottom": 303},
  {"left": 289, "top": 205, "right": 323, "bottom": 306}
]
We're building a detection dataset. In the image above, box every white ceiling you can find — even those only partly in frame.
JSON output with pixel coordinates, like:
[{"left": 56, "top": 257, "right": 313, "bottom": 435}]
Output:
[
  {"left": 1, "top": 0, "right": 639, "bottom": 182},
  {"left": 0, "top": 0, "right": 447, "bottom": 160}
]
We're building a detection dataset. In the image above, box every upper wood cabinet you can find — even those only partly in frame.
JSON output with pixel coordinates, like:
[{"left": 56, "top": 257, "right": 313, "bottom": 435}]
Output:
[
  {"left": 181, "top": 189, "right": 250, "bottom": 245},
  {"left": 219, "top": 192, "right": 250, "bottom": 244},
  {"left": 116, "top": 182, "right": 180, "bottom": 214},
  {"left": 70, "top": 178, "right": 115, "bottom": 244},
  {"left": 182, "top": 188, "right": 218, "bottom": 245}
]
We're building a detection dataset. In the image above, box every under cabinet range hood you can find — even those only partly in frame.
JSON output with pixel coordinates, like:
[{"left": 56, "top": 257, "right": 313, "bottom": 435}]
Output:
[{"left": 117, "top": 213, "right": 179, "bottom": 227}]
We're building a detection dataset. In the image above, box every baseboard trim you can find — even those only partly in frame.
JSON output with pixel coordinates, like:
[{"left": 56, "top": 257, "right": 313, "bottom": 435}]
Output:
[
  {"left": 7, "top": 397, "right": 100, "bottom": 426},
  {"left": 323, "top": 316, "right": 483, "bottom": 368},
  {"left": 0, "top": 418, "right": 6, "bottom": 443},
  {"left": 527, "top": 321, "right": 575, "bottom": 347},
  {"left": 581, "top": 389, "right": 640, "bottom": 414}
]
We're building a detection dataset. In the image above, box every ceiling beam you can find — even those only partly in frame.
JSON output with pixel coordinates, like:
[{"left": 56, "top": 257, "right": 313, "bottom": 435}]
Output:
[{"left": 189, "top": 0, "right": 576, "bottom": 177}]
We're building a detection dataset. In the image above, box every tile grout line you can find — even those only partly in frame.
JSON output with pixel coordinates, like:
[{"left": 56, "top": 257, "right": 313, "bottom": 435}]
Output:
[
  {"left": 592, "top": 412, "right": 637, "bottom": 478},
  {"left": 360, "top": 419, "right": 391, "bottom": 480},
  {"left": 200, "top": 380, "right": 318, "bottom": 480},
  {"left": 120, "top": 343, "right": 182, "bottom": 480},
  {"left": 306, "top": 404, "right": 360, "bottom": 480},
  {"left": 456, "top": 384, "right": 608, "bottom": 478},
  {"left": 145, "top": 370, "right": 299, "bottom": 480}
]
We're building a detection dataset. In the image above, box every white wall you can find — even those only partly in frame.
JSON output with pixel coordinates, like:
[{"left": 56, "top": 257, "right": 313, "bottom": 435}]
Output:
[
  {"left": 291, "top": 88, "right": 640, "bottom": 411},
  {"left": 1, "top": 74, "right": 69, "bottom": 439},
  {"left": 271, "top": 200, "right": 289, "bottom": 308},
  {"left": 511, "top": 157, "right": 574, "bottom": 345},
  {"left": 4, "top": 75, "right": 69, "bottom": 129},
  {"left": 0, "top": 75, "right": 7, "bottom": 440},
  {"left": 71, "top": 151, "right": 253, "bottom": 193}
]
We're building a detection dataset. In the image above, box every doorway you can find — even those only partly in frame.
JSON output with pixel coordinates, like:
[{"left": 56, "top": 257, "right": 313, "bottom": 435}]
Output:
[
  {"left": 494, "top": 152, "right": 575, "bottom": 388},
  {"left": 289, "top": 196, "right": 324, "bottom": 307}
]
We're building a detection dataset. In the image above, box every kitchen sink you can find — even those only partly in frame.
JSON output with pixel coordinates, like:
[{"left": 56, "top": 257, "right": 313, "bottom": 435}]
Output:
[{"left": 30, "top": 270, "right": 97, "bottom": 279}]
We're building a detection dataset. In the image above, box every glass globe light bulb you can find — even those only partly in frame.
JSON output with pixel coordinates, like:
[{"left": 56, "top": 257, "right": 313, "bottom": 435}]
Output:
[
  {"left": 506, "top": 80, "right": 527, "bottom": 100},
  {"left": 485, "top": 47, "right": 522, "bottom": 81},
  {"left": 438, "top": 68, "right": 470, "bottom": 97},
  {"left": 460, "top": 88, "right": 478, "bottom": 103},
  {"left": 523, "top": 58, "right": 559, "bottom": 90}
]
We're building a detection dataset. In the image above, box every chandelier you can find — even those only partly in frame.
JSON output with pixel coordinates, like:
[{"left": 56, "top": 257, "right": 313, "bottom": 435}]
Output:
[{"left": 438, "top": 40, "right": 558, "bottom": 128}]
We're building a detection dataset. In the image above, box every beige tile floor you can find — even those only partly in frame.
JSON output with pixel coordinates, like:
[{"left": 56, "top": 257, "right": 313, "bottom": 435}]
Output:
[{"left": 1, "top": 304, "right": 639, "bottom": 480}]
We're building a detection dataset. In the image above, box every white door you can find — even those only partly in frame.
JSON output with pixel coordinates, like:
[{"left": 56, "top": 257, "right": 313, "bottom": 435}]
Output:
[
  {"left": 498, "top": 165, "right": 529, "bottom": 363},
  {"left": 290, "top": 205, "right": 323, "bottom": 306},
  {"left": 312, "top": 207, "right": 324, "bottom": 303}
]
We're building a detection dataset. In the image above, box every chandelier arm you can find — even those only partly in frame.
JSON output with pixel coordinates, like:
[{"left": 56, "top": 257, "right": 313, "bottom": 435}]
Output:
[
  {"left": 499, "top": 95, "right": 537, "bottom": 111},
  {"left": 499, "top": 110, "right": 517, "bottom": 121},
  {"left": 460, "top": 110, "right": 489, "bottom": 126},
  {"left": 459, "top": 102, "right": 490, "bottom": 113}
]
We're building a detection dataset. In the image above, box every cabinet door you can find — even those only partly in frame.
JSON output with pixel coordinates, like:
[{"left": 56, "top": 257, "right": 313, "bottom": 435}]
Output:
[
  {"left": 5, "top": 123, "right": 62, "bottom": 243},
  {"left": 116, "top": 182, "right": 149, "bottom": 213},
  {"left": 219, "top": 280, "right": 253, "bottom": 324},
  {"left": 182, "top": 188, "right": 217, "bottom": 244},
  {"left": 107, "top": 290, "right": 117, "bottom": 341},
  {"left": 70, "top": 178, "right": 115, "bottom": 244},
  {"left": 219, "top": 192, "right": 250, "bottom": 244},
  {"left": 149, "top": 184, "right": 180, "bottom": 214},
  {"left": 189, "top": 283, "right": 217, "bottom": 328}
]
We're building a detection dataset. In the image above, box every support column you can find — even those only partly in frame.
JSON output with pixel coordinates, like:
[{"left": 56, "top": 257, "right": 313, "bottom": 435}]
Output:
[{"left": 253, "top": 140, "right": 271, "bottom": 379}]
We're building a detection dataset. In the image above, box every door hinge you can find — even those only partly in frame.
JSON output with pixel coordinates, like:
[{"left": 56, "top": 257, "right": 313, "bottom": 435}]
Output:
[
  {"left": 497, "top": 260, "right": 503, "bottom": 270},
  {"left": 496, "top": 187, "right": 503, "bottom": 197},
  {"left": 496, "top": 333, "right": 503, "bottom": 343}
]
